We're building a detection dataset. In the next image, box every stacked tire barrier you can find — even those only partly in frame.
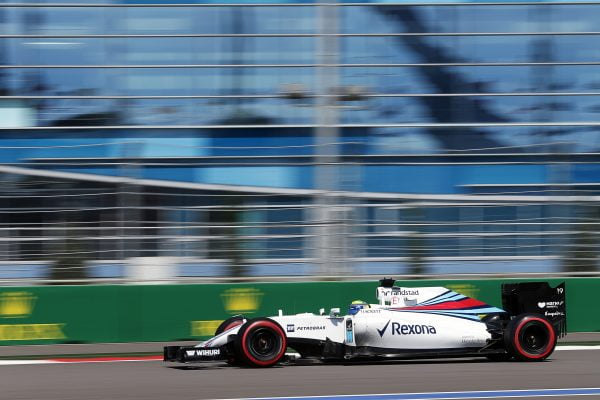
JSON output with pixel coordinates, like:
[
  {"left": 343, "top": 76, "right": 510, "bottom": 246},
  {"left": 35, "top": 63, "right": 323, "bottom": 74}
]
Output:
[{"left": 0, "top": 278, "right": 597, "bottom": 345}]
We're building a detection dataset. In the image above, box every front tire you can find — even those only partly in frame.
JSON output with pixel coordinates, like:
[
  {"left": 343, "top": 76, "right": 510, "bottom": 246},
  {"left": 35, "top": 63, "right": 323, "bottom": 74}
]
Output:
[
  {"left": 215, "top": 316, "right": 244, "bottom": 365},
  {"left": 215, "top": 316, "right": 244, "bottom": 335},
  {"left": 235, "top": 317, "right": 287, "bottom": 367},
  {"left": 505, "top": 314, "right": 557, "bottom": 361}
]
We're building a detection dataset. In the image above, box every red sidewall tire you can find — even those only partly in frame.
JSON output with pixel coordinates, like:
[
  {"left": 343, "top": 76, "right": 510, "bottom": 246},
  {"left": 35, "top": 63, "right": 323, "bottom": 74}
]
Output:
[
  {"left": 215, "top": 316, "right": 244, "bottom": 336},
  {"left": 506, "top": 314, "right": 556, "bottom": 361},
  {"left": 215, "top": 316, "right": 245, "bottom": 366},
  {"left": 236, "top": 318, "right": 287, "bottom": 368}
]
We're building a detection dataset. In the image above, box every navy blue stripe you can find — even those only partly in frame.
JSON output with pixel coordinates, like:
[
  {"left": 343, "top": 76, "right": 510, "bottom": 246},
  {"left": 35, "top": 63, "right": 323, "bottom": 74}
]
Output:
[{"left": 248, "top": 387, "right": 600, "bottom": 400}]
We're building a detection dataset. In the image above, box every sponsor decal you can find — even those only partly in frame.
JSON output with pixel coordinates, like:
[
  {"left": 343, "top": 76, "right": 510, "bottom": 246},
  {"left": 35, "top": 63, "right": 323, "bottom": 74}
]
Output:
[
  {"left": 380, "top": 288, "right": 420, "bottom": 298},
  {"left": 538, "top": 301, "right": 564, "bottom": 309},
  {"left": 461, "top": 335, "right": 485, "bottom": 345},
  {"left": 377, "top": 320, "right": 437, "bottom": 337},
  {"left": 286, "top": 324, "right": 295, "bottom": 333},
  {"left": 0, "top": 292, "right": 36, "bottom": 318},
  {"left": 545, "top": 311, "right": 565, "bottom": 318},
  {"left": 404, "top": 298, "right": 418, "bottom": 306},
  {"left": 360, "top": 309, "right": 381, "bottom": 314},
  {"left": 190, "top": 320, "right": 223, "bottom": 337},
  {"left": 185, "top": 349, "right": 221, "bottom": 357},
  {"left": 296, "top": 326, "right": 325, "bottom": 331},
  {"left": 345, "top": 319, "right": 353, "bottom": 343},
  {"left": 390, "top": 297, "right": 418, "bottom": 306},
  {"left": 221, "top": 288, "right": 263, "bottom": 314},
  {"left": 391, "top": 289, "right": 419, "bottom": 296},
  {"left": 377, "top": 320, "right": 391, "bottom": 337},
  {"left": 0, "top": 324, "right": 66, "bottom": 341},
  {"left": 0, "top": 292, "right": 66, "bottom": 341}
]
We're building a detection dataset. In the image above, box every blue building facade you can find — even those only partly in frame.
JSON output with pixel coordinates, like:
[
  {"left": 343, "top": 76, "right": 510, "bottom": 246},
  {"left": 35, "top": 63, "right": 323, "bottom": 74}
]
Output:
[{"left": 1, "top": 1, "right": 599, "bottom": 278}]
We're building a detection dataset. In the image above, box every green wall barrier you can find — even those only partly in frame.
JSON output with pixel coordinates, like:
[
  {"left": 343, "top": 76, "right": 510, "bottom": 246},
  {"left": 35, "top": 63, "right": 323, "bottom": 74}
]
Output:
[{"left": 0, "top": 277, "right": 598, "bottom": 345}]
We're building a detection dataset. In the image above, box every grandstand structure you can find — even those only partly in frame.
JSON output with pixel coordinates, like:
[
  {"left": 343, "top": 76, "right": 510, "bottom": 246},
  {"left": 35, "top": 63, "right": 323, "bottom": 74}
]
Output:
[{"left": 1, "top": 1, "right": 600, "bottom": 281}]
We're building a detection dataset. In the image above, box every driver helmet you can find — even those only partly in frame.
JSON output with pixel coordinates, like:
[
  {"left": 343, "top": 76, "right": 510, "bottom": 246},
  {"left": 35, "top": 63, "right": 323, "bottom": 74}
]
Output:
[{"left": 349, "top": 300, "right": 370, "bottom": 315}]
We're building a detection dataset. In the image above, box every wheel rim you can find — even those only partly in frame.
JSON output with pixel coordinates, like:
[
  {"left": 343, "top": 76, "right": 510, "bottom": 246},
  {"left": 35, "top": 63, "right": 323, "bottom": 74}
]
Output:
[
  {"left": 247, "top": 327, "right": 281, "bottom": 361},
  {"left": 519, "top": 322, "right": 550, "bottom": 354}
]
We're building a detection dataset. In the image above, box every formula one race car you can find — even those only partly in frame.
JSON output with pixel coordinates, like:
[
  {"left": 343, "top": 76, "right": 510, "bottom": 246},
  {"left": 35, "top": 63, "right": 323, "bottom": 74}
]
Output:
[{"left": 164, "top": 279, "right": 566, "bottom": 367}]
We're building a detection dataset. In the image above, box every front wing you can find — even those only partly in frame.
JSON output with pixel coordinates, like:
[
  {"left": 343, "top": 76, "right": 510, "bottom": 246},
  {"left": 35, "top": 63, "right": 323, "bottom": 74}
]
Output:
[{"left": 163, "top": 345, "right": 228, "bottom": 363}]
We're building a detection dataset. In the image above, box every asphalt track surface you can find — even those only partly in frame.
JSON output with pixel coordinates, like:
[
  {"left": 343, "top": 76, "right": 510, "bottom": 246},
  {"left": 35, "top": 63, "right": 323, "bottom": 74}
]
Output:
[{"left": 0, "top": 350, "right": 599, "bottom": 400}]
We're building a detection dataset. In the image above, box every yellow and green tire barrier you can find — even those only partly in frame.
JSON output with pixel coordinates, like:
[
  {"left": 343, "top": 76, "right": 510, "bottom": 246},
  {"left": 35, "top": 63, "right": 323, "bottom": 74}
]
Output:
[{"left": 0, "top": 277, "right": 597, "bottom": 345}]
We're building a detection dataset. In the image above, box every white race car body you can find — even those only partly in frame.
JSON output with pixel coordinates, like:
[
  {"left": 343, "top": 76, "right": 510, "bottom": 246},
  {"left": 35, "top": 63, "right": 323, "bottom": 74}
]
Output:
[
  {"left": 199, "top": 285, "right": 501, "bottom": 355},
  {"left": 164, "top": 279, "right": 566, "bottom": 366}
]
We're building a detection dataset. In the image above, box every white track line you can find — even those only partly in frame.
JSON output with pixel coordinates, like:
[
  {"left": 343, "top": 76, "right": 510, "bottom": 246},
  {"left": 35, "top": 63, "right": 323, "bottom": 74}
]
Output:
[
  {"left": 556, "top": 345, "right": 600, "bottom": 351},
  {"left": 0, "top": 360, "right": 59, "bottom": 366},
  {"left": 240, "top": 387, "right": 600, "bottom": 400}
]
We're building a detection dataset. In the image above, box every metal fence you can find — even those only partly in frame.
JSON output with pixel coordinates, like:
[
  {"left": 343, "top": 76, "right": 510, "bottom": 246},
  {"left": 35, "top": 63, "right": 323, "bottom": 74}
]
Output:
[{"left": 1, "top": 142, "right": 599, "bottom": 283}]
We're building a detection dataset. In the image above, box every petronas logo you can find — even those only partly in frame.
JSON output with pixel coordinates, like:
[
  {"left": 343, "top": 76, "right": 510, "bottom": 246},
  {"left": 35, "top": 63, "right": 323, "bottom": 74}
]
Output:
[
  {"left": 221, "top": 288, "right": 263, "bottom": 314},
  {"left": 0, "top": 292, "right": 36, "bottom": 318}
]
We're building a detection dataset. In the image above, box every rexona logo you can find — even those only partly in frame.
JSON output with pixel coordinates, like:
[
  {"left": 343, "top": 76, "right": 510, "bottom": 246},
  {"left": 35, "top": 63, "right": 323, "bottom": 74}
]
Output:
[
  {"left": 186, "top": 349, "right": 221, "bottom": 357},
  {"left": 377, "top": 320, "right": 437, "bottom": 337},
  {"left": 0, "top": 292, "right": 66, "bottom": 341},
  {"left": 221, "top": 288, "right": 263, "bottom": 314}
]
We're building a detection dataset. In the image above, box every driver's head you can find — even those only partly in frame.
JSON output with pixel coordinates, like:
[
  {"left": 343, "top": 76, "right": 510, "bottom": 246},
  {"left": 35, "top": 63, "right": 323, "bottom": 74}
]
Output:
[{"left": 349, "top": 300, "right": 369, "bottom": 315}]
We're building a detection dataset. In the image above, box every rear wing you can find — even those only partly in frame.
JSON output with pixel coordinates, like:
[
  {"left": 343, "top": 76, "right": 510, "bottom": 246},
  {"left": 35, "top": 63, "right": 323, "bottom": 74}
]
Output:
[{"left": 501, "top": 282, "right": 567, "bottom": 338}]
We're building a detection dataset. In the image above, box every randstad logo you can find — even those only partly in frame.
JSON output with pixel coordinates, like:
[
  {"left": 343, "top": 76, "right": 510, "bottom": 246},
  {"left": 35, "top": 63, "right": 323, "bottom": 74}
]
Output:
[
  {"left": 221, "top": 288, "right": 263, "bottom": 314},
  {"left": 0, "top": 292, "right": 36, "bottom": 318}
]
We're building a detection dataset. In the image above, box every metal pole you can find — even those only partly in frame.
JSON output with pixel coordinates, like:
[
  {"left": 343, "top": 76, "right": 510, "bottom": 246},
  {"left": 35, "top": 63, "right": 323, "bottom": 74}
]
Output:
[{"left": 314, "top": 0, "right": 345, "bottom": 276}]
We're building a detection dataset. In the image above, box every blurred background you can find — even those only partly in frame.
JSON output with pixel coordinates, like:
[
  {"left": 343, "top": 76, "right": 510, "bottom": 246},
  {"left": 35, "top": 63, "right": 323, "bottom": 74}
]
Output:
[{"left": 2, "top": 0, "right": 600, "bottom": 283}]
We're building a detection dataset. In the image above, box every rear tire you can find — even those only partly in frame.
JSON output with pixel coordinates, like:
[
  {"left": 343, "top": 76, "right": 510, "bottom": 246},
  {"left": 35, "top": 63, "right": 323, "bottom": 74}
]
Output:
[
  {"left": 505, "top": 314, "right": 557, "bottom": 362},
  {"left": 235, "top": 317, "right": 287, "bottom": 368}
]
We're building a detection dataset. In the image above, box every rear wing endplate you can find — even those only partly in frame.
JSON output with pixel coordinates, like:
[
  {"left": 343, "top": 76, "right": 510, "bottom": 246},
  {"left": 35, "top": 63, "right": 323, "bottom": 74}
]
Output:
[{"left": 501, "top": 281, "right": 567, "bottom": 338}]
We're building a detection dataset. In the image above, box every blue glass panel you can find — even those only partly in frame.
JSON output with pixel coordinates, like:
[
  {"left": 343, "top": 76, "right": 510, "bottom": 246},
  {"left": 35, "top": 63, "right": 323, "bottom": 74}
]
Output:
[
  {"left": 8, "top": 38, "right": 104, "bottom": 66},
  {"left": 13, "top": 7, "right": 106, "bottom": 35},
  {"left": 120, "top": 6, "right": 315, "bottom": 34},
  {"left": 362, "top": 164, "right": 548, "bottom": 194},
  {"left": 341, "top": 65, "right": 600, "bottom": 94},
  {"left": 24, "top": 97, "right": 314, "bottom": 126},
  {"left": 343, "top": 4, "right": 600, "bottom": 34},
  {"left": 344, "top": 5, "right": 536, "bottom": 34},
  {"left": 342, "top": 95, "right": 600, "bottom": 124}
]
